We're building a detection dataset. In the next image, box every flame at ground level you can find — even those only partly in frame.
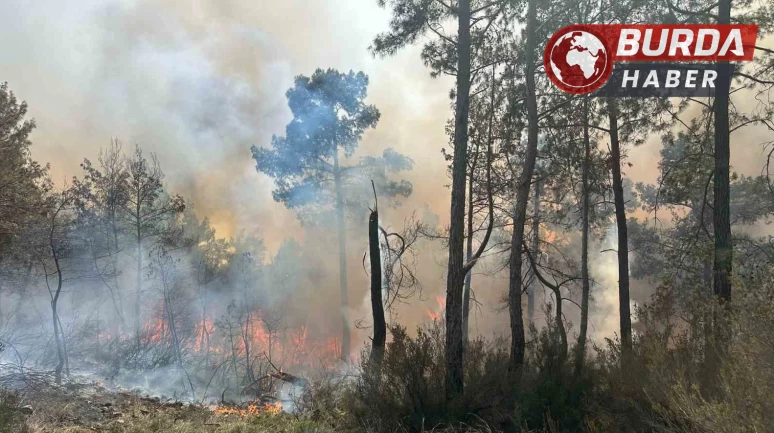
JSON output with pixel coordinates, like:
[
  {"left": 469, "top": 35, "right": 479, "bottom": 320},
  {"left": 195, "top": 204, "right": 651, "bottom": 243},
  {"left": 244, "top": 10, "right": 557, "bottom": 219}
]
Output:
[{"left": 213, "top": 401, "right": 283, "bottom": 416}]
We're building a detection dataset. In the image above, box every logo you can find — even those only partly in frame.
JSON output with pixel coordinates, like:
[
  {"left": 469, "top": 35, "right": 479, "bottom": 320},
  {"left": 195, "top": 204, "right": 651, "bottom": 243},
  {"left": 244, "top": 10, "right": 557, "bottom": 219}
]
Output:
[
  {"left": 545, "top": 25, "right": 614, "bottom": 94},
  {"left": 544, "top": 24, "right": 759, "bottom": 97}
]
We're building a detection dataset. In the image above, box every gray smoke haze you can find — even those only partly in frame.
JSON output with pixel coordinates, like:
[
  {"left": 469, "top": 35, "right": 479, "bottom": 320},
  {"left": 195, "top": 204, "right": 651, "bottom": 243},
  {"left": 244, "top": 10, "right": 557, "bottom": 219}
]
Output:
[
  {"left": 2, "top": 0, "right": 773, "bottom": 359},
  {"left": 0, "top": 0, "right": 453, "bottom": 245},
  {"left": 0, "top": 0, "right": 465, "bottom": 360}
]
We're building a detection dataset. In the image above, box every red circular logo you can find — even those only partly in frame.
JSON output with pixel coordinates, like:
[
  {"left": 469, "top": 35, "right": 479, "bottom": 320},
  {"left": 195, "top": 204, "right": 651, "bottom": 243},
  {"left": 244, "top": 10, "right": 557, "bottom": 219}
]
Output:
[{"left": 544, "top": 25, "right": 614, "bottom": 94}]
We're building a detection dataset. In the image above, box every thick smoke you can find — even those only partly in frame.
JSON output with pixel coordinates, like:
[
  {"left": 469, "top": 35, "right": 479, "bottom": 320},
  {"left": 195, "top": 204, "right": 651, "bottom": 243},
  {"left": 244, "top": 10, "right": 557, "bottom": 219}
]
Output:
[
  {"left": 2, "top": 0, "right": 773, "bottom": 403},
  {"left": 0, "top": 0, "right": 461, "bottom": 394}
]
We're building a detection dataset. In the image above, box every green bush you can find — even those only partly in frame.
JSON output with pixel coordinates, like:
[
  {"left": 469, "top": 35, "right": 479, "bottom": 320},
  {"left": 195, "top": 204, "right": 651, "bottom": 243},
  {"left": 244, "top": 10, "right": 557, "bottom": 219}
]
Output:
[
  {"left": 337, "top": 279, "right": 774, "bottom": 433},
  {"left": 345, "top": 322, "right": 511, "bottom": 432},
  {"left": 519, "top": 324, "right": 594, "bottom": 433}
]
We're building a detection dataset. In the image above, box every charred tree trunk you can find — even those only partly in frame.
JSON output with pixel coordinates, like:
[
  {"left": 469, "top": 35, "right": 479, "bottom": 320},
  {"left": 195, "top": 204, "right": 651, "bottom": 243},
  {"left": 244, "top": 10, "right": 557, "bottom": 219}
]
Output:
[
  {"left": 369, "top": 202, "right": 386, "bottom": 367},
  {"left": 509, "top": 0, "right": 539, "bottom": 375},
  {"left": 575, "top": 98, "right": 591, "bottom": 376},
  {"left": 445, "top": 0, "right": 472, "bottom": 398},
  {"left": 333, "top": 149, "right": 350, "bottom": 362},
  {"left": 607, "top": 98, "right": 632, "bottom": 360},
  {"left": 555, "top": 290, "right": 567, "bottom": 364}
]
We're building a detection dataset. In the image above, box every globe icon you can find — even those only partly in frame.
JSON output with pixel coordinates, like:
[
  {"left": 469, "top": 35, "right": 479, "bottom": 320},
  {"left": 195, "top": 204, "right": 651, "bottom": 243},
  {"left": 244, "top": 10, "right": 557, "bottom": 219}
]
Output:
[{"left": 548, "top": 30, "right": 609, "bottom": 92}]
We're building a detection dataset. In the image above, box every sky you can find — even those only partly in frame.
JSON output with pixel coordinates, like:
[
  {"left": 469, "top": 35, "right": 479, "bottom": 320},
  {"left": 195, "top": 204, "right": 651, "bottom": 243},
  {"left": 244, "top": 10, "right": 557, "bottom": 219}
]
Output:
[{"left": 0, "top": 0, "right": 455, "bottom": 251}]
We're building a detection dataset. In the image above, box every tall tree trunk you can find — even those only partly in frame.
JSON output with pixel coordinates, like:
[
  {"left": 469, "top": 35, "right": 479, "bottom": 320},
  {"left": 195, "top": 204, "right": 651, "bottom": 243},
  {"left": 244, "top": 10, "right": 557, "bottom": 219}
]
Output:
[
  {"left": 528, "top": 180, "right": 540, "bottom": 323},
  {"left": 462, "top": 151, "right": 477, "bottom": 345},
  {"left": 333, "top": 149, "right": 350, "bottom": 361},
  {"left": 110, "top": 214, "right": 126, "bottom": 332},
  {"left": 199, "top": 295, "right": 211, "bottom": 365},
  {"left": 509, "top": 0, "right": 539, "bottom": 375},
  {"left": 712, "top": 0, "right": 732, "bottom": 305},
  {"left": 242, "top": 276, "right": 255, "bottom": 382},
  {"left": 57, "top": 313, "right": 70, "bottom": 376},
  {"left": 369, "top": 205, "right": 386, "bottom": 367},
  {"left": 445, "top": 0, "right": 472, "bottom": 398},
  {"left": 554, "top": 287, "right": 567, "bottom": 364},
  {"left": 706, "top": 0, "right": 733, "bottom": 392},
  {"left": 52, "top": 301, "right": 65, "bottom": 385},
  {"left": 525, "top": 251, "right": 566, "bottom": 367},
  {"left": 164, "top": 294, "right": 184, "bottom": 368},
  {"left": 463, "top": 69, "right": 497, "bottom": 344},
  {"left": 607, "top": 98, "right": 632, "bottom": 359},
  {"left": 242, "top": 313, "right": 254, "bottom": 382},
  {"left": 575, "top": 98, "right": 591, "bottom": 376},
  {"left": 50, "top": 228, "right": 66, "bottom": 385},
  {"left": 135, "top": 213, "right": 142, "bottom": 339}
]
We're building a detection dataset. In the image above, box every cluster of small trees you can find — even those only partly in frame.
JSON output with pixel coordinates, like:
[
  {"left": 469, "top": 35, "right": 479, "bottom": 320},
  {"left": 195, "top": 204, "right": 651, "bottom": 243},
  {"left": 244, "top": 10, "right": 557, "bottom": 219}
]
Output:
[{"left": 0, "top": 83, "right": 344, "bottom": 396}]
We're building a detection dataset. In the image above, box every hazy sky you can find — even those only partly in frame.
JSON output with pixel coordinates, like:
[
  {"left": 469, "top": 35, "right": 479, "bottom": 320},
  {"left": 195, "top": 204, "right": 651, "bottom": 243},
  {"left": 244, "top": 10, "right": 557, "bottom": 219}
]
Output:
[
  {"left": 3, "top": 1, "right": 771, "bottom": 242},
  {"left": 0, "top": 0, "right": 455, "bottom": 251}
]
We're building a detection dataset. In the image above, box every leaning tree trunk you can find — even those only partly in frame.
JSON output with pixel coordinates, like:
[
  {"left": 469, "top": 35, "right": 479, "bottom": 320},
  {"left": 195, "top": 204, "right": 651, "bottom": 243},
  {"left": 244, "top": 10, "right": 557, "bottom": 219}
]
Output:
[
  {"left": 575, "top": 98, "right": 591, "bottom": 376},
  {"left": 50, "top": 231, "right": 67, "bottom": 385},
  {"left": 509, "top": 0, "right": 539, "bottom": 375},
  {"left": 444, "top": 0, "right": 472, "bottom": 399},
  {"left": 333, "top": 149, "right": 350, "bottom": 361},
  {"left": 607, "top": 98, "right": 632, "bottom": 360},
  {"left": 369, "top": 205, "right": 386, "bottom": 367}
]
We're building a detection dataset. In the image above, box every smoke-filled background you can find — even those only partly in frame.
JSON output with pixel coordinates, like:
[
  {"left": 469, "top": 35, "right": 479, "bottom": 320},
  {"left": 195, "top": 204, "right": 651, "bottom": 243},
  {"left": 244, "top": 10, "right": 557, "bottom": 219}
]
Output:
[{"left": 1, "top": 0, "right": 773, "bottom": 392}]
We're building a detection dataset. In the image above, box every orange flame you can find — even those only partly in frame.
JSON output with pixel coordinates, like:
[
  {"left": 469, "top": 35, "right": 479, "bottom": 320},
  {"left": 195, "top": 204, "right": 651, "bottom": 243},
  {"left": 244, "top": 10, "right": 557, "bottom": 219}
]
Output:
[
  {"left": 426, "top": 295, "right": 446, "bottom": 321},
  {"left": 213, "top": 401, "right": 282, "bottom": 416},
  {"left": 194, "top": 319, "right": 215, "bottom": 352},
  {"left": 122, "top": 302, "right": 343, "bottom": 372}
]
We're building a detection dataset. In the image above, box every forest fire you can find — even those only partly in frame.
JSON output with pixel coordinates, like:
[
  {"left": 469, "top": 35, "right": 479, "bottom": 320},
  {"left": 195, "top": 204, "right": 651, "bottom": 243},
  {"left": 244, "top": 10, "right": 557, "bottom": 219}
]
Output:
[
  {"left": 2, "top": 0, "right": 772, "bottom": 431},
  {"left": 212, "top": 401, "right": 283, "bottom": 416},
  {"left": 126, "top": 303, "right": 343, "bottom": 373},
  {"left": 426, "top": 295, "right": 446, "bottom": 321}
]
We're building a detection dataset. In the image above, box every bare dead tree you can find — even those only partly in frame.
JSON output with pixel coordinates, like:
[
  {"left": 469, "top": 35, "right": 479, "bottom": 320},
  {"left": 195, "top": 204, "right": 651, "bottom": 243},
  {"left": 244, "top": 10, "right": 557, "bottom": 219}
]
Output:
[{"left": 368, "top": 181, "right": 386, "bottom": 367}]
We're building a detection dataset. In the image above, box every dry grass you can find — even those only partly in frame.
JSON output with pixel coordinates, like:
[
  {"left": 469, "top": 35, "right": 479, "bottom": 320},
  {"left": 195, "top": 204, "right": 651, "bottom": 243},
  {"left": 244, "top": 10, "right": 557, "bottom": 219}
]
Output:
[
  {"left": 4, "top": 277, "right": 774, "bottom": 433},
  {"left": 0, "top": 380, "right": 345, "bottom": 433}
]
